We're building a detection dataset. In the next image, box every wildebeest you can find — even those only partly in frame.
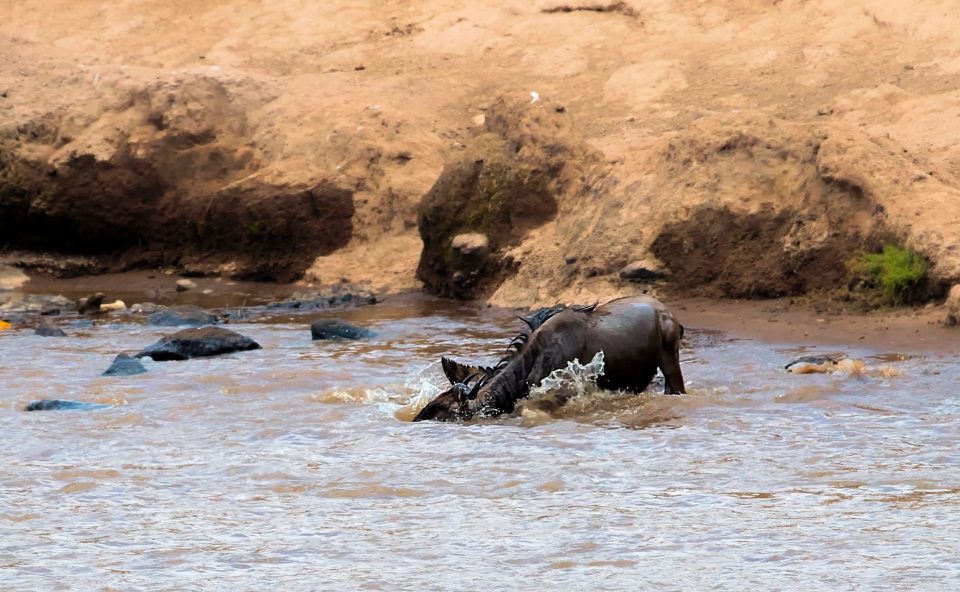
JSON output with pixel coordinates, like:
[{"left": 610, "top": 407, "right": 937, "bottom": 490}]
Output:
[{"left": 413, "top": 296, "right": 685, "bottom": 422}]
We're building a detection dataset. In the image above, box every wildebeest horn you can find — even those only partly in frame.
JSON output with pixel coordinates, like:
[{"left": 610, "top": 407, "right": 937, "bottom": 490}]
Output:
[
  {"left": 441, "top": 356, "right": 484, "bottom": 385},
  {"left": 458, "top": 377, "right": 483, "bottom": 402}
]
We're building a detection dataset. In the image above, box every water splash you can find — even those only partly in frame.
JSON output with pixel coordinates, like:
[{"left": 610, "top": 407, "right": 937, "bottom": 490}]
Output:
[{"left": 518, "top": 351, "right": 606, "bottom": 420}]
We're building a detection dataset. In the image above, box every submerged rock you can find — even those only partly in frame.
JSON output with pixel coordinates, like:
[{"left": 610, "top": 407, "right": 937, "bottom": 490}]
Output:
[
  {"left": 148, "top": 305, "right": 219, "bottom": 327},
  {"left": 35, "top": 324, "right": 67, "bottom": 337},
  {"left": 785, "top": 354, "right": 847, "bottom": 374},
  {"left": 0, "top": 293, "right": 73, "bottom": 315},
  {"left": 267, "top": 287, "right": 377, "bottom": 311},
  {"left": 24, "top": 399, "right": 111, "bottom": 411},
  {"left": 136, "top": 326, "right": 261, "bottom": 361},
  {"left": 310, "top": 319, "right": 375, "bottom": 340},
  {"left": 102, "top": 353, "right": 147, "bottom": 376},
  {"left": 131, "top": 302, "right": 163, "bottom": 314}
]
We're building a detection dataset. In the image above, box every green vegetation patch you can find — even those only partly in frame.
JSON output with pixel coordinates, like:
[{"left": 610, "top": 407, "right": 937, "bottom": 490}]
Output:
[{"left": 848, "top": 244, "right": 928, "bottom": 305}]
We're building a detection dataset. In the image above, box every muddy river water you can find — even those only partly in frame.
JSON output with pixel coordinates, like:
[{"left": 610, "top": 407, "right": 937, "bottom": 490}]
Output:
[{"left": 2, "top": 286, "right": 959, "bottom": 590}]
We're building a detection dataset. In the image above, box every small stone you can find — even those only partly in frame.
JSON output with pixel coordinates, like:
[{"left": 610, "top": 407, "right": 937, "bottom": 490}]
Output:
[
  {"left": 785, "top": 354, "right": 846, "bottom": 373},
  {"left": 148, "top": 305, "right": 218, "bottom": 327},
  {"left": 176, "top": 279, "right": 198, "bottom": 292},
  {"left": 24, "top": 399, "right": 111, "bottom": 411},
  {"left": 35, "top": 324, "right": 67, "bottom": 337},
  {"left": 77, "top": 292, "right": 106, "bottom": 315},
  {"left": 471, "top": 113, "right": 486, "bottom": 126},
  {"left": 102, "top": 353, "right": 147, "bottom": 376},
  {"left": 564, "top": 256, "right": 578, "bottom": 265},
  {"left": 131, "top": 302, "right": 163, "bottom": 314},
  {"left": 310, "top": 319, "right": 375, "bottom": 340},
  {"left": 451, "top": 233, "right": 490, "bottom": 257},
  {"left": 136, "top": 327, "right": 261, "bottom": 361},
  {"left": 619, "top": 259, "right": 667, "bottom": 281},
  {"left": 945, "top": 284, "right": 960, "bottom": 326},
  {"left": 202, "top": 289, "right": 214, "bottom": 295}
]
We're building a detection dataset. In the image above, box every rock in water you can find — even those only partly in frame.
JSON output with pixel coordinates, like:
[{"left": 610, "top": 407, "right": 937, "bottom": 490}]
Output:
[
  {"left": 35, "top": 325, "right": 67, "bottom": 337},
  {"left": 24, "top": 399, "right": 111, "bottom": 411},
  {"left": 176, "top": 279, "right": 198, "bottom": 292},
  {"left": 102, "top": 353, "right": 148, "bottom": 376},
  {"left": 267, "top": 287, "right": 377, "bottom": 311},
  {"left": 148, "top": 305, "right": 219, "bottom": 327},
  {"left": 77, "top": 292, "right": 106, "bottom": 315},
  {"left": 136, "top": 327, "right": 261, "bottom": 361},
  {"left": 785, "top": 354, "right": 846, "bottom": 374},
  {"left": 310, "top": 319, "right": 375, "bottom": 340}
]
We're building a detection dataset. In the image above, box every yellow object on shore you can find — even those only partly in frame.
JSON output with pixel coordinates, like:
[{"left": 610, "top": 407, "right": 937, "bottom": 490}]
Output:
[{"left": 0, "top": 320, "right": 11, "bottom": 331}]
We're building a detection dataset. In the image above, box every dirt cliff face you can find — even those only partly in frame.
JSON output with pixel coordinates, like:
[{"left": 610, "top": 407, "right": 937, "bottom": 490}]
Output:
[
  {"left": 2, "top": 1, "right": 959, "bottom": 303},
  {"left": 416, "top": 99, "right": 599, "bottom": 298}
]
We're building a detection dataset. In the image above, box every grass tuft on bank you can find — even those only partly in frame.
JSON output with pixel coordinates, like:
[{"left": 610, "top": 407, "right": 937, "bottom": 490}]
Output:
[{"left": 848, "top": 244, "right": 928, "bottom": 306}]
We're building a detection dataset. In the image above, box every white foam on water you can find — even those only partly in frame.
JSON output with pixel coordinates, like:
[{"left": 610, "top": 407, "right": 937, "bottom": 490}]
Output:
[{"left": 518, "top": 351, "right": 606, "bottom": 421}]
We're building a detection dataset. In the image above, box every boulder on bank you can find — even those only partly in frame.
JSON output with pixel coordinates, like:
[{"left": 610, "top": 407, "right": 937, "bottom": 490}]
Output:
[
  {"left": 148, "top": 305, "right": 219, "bottom": 327},
  {"left": 619, "top": 259, "right": 667, "bottom": 281},
  {"left": 24, "top": 399, "right": 111, "bottom": 411},
  {"left": 310, "top": 319, "right": 375, "bottom": 340},
  {"left": 136, "top": 326, "right": 261, "bottom": 361},
  {"left": 102, "top": 353, "right": 147, "bottom": 376}
]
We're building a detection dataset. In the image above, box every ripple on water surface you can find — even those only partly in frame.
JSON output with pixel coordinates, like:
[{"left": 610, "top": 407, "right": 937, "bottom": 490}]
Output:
[{"left": 1, "top": 297, "right": 959, "bottom": 590}]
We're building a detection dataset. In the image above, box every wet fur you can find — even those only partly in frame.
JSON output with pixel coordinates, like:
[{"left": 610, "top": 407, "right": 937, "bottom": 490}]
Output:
[{"left": 415, "top": 297, "right": 684, "bottom": 422}]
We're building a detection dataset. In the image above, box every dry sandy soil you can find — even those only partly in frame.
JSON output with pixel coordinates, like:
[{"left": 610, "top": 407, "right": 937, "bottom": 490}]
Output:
[{"left": 2, "top": 0, "right": 960, "bottom": 312}]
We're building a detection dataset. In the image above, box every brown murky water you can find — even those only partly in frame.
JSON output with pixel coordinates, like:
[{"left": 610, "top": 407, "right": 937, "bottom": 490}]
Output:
[{"left": 2, "top": 291, "right": 959, "bottom": 590}]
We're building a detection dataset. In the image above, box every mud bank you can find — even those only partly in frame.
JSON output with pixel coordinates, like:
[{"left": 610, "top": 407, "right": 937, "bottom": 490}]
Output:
[{"left": 2, "top": 1, "right": 960, "bottom": 305}]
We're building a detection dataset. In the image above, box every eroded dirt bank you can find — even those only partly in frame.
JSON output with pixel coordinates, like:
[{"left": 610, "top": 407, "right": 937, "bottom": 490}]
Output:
[{"left": 2, "top": 1, "right": 960, "bottom": 307}]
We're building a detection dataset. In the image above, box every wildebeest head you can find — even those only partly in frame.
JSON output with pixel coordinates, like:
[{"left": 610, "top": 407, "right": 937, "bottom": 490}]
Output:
[{"left": 412, "top": 379, "right": 482, "bottom": 422}]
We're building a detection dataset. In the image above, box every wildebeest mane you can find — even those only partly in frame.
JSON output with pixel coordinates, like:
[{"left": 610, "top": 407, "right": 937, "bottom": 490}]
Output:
[{"left": 484, "top": 302, "right": 598, "bottom": 376}]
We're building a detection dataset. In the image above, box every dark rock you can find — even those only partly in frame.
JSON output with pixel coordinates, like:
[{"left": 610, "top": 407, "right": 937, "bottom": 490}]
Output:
[
  {"left": 619, "top": 259, "right": 667, "bottom": 281},
  {"left": 35, "top": 325, "right": 67, "bottom": 337},
  {"left": 148, "top": 305, "right": 219, "bottom": 327},
  {"left": 130, "top": 302, "right": 163, "bottom": 314},
  {"left": 785, "top": 354, "right": 846, "bottom": 373},
  {"left": 25, "top": 399, "right": 111, "bottom": 411},
  {"left": 77, "top": 292, "right": 106, "bottom": 314},
  {"left": 102, "top": 353, "right": 147, "bottom": 376},
  {"left": 136, "top": 326, "right": 261, "bottom": 361},
  {"left": 267, "top": 287, "right": 377, "bottom": 311},
  {"left": 222, "top": 308, "right": 256, "bottom": 322},
  {"left": 310, "top": 319, "right": 375, "bottom": 340},
  {"left": 0, "top": 293, "right": 74, "bottom": 315}
]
